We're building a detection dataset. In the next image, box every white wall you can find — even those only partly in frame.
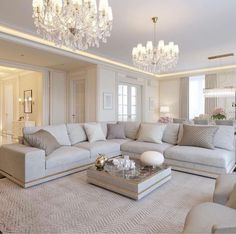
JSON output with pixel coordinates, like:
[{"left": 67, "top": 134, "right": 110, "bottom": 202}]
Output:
[
  {"left": 97, "top": 67, "right": 117, "bottom": 122},
  {"left": 49, "top": 70, "right": 67, "bottom": 125},
  {"left": 96, "top": 65, "right": 159, "bottom": 123},
  {"left": 159, "top": 78, "right": 180, "bottom": 118}
]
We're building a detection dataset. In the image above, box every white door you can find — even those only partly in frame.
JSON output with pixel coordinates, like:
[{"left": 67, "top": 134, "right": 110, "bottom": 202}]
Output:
[
  {"left": 3, "top": 84, "right": 14, "bottom": 135},
  {"left": 71, "top": 80, "right": 85, "bottom": 123},
  {"left": 118, "top": 83, "right": 142, "bottom": 122}
]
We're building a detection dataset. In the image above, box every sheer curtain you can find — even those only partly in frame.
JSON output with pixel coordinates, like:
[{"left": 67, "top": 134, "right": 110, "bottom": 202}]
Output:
[
  {"left": 205, "top": 74, "right": 217, "bottom": 116},
  {"left": 179, "top": 77, "right": 189, "bottom": 119}
]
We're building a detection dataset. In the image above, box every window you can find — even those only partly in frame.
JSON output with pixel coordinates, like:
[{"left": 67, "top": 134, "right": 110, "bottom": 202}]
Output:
[
  {"left": 189, "top": 75, "right": 205, "bottom": 119},
  {"left": 118, "top": 83, "right": 141, "bottom": 121}
]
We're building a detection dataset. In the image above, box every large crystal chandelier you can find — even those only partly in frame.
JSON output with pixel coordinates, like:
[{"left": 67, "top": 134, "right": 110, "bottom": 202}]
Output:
[
  {"left": 132, "top": 17, "right": 179, "bottom": 73},
  {"left": 32, "top": 0, "right": 113, "bottom": 50}
]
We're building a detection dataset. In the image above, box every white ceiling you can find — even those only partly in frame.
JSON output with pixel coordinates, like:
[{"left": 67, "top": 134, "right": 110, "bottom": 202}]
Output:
[
  {"left": 0, "top": 0, "right": 236, "bottom": 73},
  {"left": 0, "top": 39, "right": 92, "bottom": 71}
]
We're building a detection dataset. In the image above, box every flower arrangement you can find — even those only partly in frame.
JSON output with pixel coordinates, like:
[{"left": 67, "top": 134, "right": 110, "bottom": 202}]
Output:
[
  {"left": 158, "top": 116, "right": 172, "bottom": 123},
  {"left": 211, "top": 108, "right": 226, "bottom": 120}
]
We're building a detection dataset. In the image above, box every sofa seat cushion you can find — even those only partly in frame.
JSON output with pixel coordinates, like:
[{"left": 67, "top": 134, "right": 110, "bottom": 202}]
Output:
[
  {"left": 75, "top": 141, "right": 120, "bottom": 158},
  {"left": 121, "top": 141, "right": 173, "bottom": 154},
  {"left": 214, "top": 173, "right": 236, "bottom": 205},
  {"left": 183, "top": 202, "right": 236, "bottom": 234},
  {"left": 46, "top": 146, "right": 90, "bottom": 169},
  {"left": 107, "top": 138, "right": 133, "bottom": 145},
  {"left": 164, "top": 145, "right": 234, "bottom": 169}
]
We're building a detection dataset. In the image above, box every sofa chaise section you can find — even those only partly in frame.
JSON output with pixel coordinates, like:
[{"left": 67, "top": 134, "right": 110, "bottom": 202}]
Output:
[
  {"left": 0, "top": 143, "right": 45, "bottom": 187},
  {"left": 164, "top": 145, "right": 235, "bottom": 177},
  {"left": 0, "top": 143, "right": 92, "bottom": 188}
]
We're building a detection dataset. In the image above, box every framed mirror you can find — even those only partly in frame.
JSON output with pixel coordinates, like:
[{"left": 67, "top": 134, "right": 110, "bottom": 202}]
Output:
[{"left": 24, "top": 90, "right": 33, "bottom": 113}]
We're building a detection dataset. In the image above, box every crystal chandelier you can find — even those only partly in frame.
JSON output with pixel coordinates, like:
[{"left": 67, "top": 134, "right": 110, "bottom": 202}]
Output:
[
  {"left": 32, "top": 0, "right": 113, "bottom": 50},
  {"left": 132, "top": 17, "right": 179, "bottom": 73}
]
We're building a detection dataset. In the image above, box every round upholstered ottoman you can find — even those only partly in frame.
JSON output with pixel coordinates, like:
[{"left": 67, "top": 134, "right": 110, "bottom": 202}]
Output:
[{"left": 140, "top": 151, "right": 164, "bottom": 167}]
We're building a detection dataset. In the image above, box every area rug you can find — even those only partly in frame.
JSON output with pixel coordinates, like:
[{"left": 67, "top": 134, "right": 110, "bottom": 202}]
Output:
[{"left": 0, "top": 171, "right": 214, "bottom": 234}]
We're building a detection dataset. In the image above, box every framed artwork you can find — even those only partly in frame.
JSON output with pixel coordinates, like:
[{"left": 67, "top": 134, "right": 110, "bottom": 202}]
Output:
[
  {"left": 103, "top": 93, "right": 113, "bottom": 110},
  {"left": 24, "top": 90, "right": 33, "bottom": 113}
]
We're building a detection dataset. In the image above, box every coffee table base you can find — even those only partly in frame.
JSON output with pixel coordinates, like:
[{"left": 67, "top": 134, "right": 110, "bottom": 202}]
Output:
[{"left": 87, "top": 167, "right": 171, "bottom": 200}]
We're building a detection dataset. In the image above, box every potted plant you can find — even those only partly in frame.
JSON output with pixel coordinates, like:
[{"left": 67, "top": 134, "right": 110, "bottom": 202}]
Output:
[{"left": 211, "top": 108, "right": 226, "bottom": 120}]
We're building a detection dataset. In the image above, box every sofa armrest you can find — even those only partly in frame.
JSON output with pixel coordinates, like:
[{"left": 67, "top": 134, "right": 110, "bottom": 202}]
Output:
[
  {"left": 0, "top": 144, "right": 46, "bottom": 184},
  {"left": 212, "top": 225, "right": 236, "bottom": 234}
]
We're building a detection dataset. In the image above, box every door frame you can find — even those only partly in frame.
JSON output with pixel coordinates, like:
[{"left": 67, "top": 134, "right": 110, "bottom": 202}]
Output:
[{"left": 117, "top": 82, "right": 143, "bottom": 122}]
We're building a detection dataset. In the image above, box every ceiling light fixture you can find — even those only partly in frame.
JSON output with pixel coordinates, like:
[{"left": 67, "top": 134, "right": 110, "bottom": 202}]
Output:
[
  {"left": 132, "top": 17, "right": 179, "bottom": 73},
  {"left": 32, "top": 0, "right": 113, "bottom": 50}
]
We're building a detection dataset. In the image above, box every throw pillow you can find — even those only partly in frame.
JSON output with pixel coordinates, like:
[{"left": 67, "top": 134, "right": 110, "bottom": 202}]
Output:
[
  {"left": 137, "top": 123, "right": 166, "bottom": 144},
  {"left": 24, "top": 129, "right": 60, "bottom": 156},
  {"left": 226, "top": 183, "right": 236, "bottom": 209},
  {"left": 84, "top": 123, "right": 106, "bottom": 143},
  {"left": 178, "top": 124, "right": 218, "bottom": 149},
  {"left": 107, "top": 124, "right": 126, "bottom": 139},
  {"left": 214, "top": 125, "right": 235, "bottom": 151},
  {"left": 117, "top": 121, "right": 141, "bottom": 140},
  {"left": 162, "top": 123, "right": 180, "bottom": 145},
  {"left": 66, "top": 124, "right": 87, "bottom": 145}
]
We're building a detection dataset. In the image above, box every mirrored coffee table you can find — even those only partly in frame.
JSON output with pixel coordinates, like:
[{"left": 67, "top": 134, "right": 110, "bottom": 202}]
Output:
[{"left": 87, "top": 158, "right": 171, "bottom": 200}]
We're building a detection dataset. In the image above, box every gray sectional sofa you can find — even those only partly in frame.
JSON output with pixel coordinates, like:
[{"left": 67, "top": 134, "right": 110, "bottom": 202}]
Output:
[{"left": 0, "top": 121, "right": 235, "bottom": 188}]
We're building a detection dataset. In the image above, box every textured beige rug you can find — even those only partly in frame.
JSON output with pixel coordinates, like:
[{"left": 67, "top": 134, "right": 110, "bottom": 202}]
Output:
[{"left": 0, "top": 171, "right": 214, "bottom": 234}]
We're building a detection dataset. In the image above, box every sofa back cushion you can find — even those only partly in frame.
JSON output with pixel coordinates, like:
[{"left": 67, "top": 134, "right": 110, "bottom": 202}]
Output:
[
  {"left": 66, "top": 124, "right": 87, "bottom": 145},
  {"left": 214, "top": 125, "right": 235, "bottom": 151},
  {"left": 137, "top": 123, "right": 166, "bottom": 144},
  {"left": 23, "top": 124, "right": 71, "bottom": 146},
  {"left": 178, "top": 124, "right": 218, "bottom": 149},
  {"left": 24, "top": 129, "right": 60, "bottom": 156},
  {"left": 84, "top": 123, "right": 106, "bottom": 143},
  {"left": 117, "top": 121, "right": 140, "bottom": 140},
  {"left": 162, "top": 123, "right": 180, "bottom": 145}
]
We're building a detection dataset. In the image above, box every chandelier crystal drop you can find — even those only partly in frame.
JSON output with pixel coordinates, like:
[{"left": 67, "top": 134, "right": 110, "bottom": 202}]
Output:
[
  {"left": 132, "top": 17, "right": 179, "bottom": 73},
  {"left": 32, "top": 0, "right": 113, "bottom": 50}
]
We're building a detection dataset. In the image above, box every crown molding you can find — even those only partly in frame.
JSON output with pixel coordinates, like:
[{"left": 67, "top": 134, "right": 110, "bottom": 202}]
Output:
[
  {"left": 157, "top": 64, "right": 236, "bottom": 80},
  {"left": 0, "top": 24, "right": 155, "bottom": 78},
  {"left": 1, "top": 24, "right": 236, "bottom": 80}
]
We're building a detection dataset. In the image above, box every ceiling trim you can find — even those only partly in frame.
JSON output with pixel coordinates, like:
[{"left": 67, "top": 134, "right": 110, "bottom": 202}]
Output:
[
  {"left": 0, "top": 24, "right": 155, "bottom": 78},
  {"left": 1, "top": 24, "right": 236, "bottom": 80},
  {"left": 158, "top": 64, "right": 236, "bottom": 79}
]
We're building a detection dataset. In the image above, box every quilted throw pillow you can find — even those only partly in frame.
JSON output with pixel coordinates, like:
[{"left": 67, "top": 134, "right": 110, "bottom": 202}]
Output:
[
  {"left": 84, "top": 123, "right": 106, "bottom": 143},
  {"left": 24, "top": 129, "right": 60, "bottom": 156},
  {"left": 178, "top": 124, "right": 218, "bottom": 149}
]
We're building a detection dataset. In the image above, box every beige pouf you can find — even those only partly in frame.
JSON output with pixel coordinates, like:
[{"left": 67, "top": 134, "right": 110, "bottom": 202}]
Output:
[{"left": 140, "top": 151, "right": 164, "bottom": 167}]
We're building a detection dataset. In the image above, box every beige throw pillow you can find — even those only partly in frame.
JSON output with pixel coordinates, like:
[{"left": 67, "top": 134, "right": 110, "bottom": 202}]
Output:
[
  {"left": 84, "top": 123, "right": 106, "bottom": 143},
  {"left": 226, "top": 183, "right": 236, "bottom": 209},
  {"left": 137, "top": 124, "right": 166, "bottom": 144},
  {"left": 179, "top": 124, "right": 218, "bottom": 149},
  {"left": 24, "top": 129, "right": 60, "bottom": 156},
  {"left": 107, "top": 124, "right": 126, "bottom": 139}
]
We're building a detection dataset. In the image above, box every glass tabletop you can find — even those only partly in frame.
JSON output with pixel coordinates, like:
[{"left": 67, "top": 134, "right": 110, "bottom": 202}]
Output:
[{"left": 103, "top": 158, "right": 168, "bottom": 182}]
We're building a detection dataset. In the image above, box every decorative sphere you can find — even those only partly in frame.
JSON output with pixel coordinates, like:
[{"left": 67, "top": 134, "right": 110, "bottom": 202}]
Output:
[{"left": 140, "top": 151, "right": 164, "bottom": 167}]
